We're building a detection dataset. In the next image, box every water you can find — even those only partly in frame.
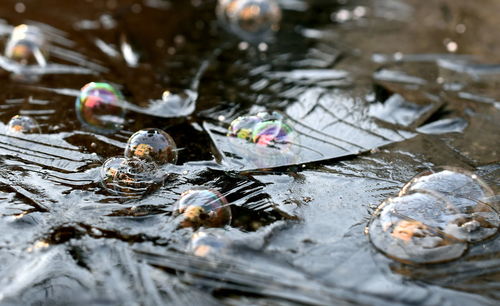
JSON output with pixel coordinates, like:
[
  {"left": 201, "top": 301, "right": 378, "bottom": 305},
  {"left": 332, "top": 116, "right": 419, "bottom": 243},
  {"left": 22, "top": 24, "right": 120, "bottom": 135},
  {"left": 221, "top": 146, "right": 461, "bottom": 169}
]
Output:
[{"left": 0, "top": 0, "right": 498, "bottom": 305}]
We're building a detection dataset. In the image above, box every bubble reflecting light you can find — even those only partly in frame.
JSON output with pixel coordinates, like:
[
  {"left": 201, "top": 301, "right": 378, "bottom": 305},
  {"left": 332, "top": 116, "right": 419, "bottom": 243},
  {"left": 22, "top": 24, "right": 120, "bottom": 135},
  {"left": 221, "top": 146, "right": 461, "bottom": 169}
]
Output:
[
  {"left": 368, "top": 168, "right": 499, "bottom": 264},
  {"left": 5, "top": 24, "right": 48, "bottom": 66},
  {"left": 174, "top": 189, "right": 232, "bottom": 229},
  {"left": 7, "top": 115, "right": 41, "bottom": 134},
  {"left": 100, "top": 157, "right": 164, "bottom": 197},
  {"left": 217, "top": 0, "right": 282, "bottom": 42},
  {"left": 124, "top": 128, "right": 178, "bottom": 165},
  {"left": 76, "top": 82, "right": 126, "bottom": 134}
]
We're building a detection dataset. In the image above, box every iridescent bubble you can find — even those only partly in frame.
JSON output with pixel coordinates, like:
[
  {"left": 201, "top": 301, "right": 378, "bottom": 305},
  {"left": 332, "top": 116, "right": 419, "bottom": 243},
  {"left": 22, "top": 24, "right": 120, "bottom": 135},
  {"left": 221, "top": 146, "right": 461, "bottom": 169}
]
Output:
[
  {"left": 368, "top": 191, "right": 468, "bottom": 264},
  {"left": 124, "top": 128, "right": 178, "bottom": 165},
  {"left": 76, "top": 82, "right": 126, "bottom": 134},
  {"left": 174, "top": 189, "right": 232, "bottom": 229},
  {"left": 400, "top": 167, "right": 498, "bottom": 242},
  {"left": 5, "top": 24, "right": 48, "bottom": 66},
  {"left": 252, "top": 119, "right": 295, "bottom": 148},
  {"left": 217, "top": 0, "right": 282, "bottom": 42},
  {"left": 226, "top": 111, "right": 300, "bottom": 168},
  {"left": 7, "top": 115, "right": 41, "bottom": 134},
  {"left": 100, "top": 157, "right": 164, "bottom": 197},
  {"left": 227, "top": 115, "right": 262, "bottom": 140}
]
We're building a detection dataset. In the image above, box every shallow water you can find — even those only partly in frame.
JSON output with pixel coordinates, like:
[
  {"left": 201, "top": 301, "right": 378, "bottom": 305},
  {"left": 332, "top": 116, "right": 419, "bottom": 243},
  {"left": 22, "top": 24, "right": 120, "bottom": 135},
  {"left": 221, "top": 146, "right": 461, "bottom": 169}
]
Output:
[{"left": 0, "top": 0, "right": 498, "bottom": 305}]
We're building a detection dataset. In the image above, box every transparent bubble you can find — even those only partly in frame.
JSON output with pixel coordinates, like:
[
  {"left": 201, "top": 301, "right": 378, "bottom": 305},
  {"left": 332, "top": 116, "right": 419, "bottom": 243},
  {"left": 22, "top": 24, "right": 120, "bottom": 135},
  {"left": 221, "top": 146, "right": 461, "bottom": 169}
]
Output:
[
  {"left": 226, "top": 111, "right": 300, "bottom": 168},
  {"left": 124, "top": 128, "right": 178, "bottom": 165},
  {"left": 400, "top": 167, "right": 498, "bottom": 242},
  {"left": 75, "top": 82, "right": 126, "bottom": 134},
  {"left": 217, "top": 0, "right": 282, "bottom": 42},
  {"left": 7, "top": 115, "right": 41, "bottom": 134},
  {"left": 227, "top": 115, "right": 262, "bottom": 141},
  {"left": 100, "top": 157, "right": 164, "bottom": 197},
  {"left": 187, "top": 231, "right": 229, "bottom": 258},
  {"left": 368, "top": 192, "right": 468, "bottom": 264},
  {"left": 400, "top": 167, "right": 494, "bottom": 202},
  {"left": 5, "top": 24, "right": 48, "bottom": 66},
  {"left": 174, "top": 189, "right": 232, "bottom": 229}
]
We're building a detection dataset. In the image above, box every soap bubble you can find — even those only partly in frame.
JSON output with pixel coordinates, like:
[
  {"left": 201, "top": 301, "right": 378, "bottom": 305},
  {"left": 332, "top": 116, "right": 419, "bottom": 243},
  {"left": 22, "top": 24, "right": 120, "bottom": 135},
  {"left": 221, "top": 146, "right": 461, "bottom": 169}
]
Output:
[
  {"left": 5, "top": 24, "right": 48, "bottom": 66},
  {"left": 400, "top": 167, "right": 498, "bottom": 242},
  {"left": 76, "top": 82, "right": 126, "bottom": 134},
  {"left": 217, "top": 0, "right": 282, "bottom": 42},
  {"left": 100, "top": 157, "right": 164, "bottom": 197},
  {"left": 7, "top": 115, "right": 41, "bottom": 134},
  {"left": 400, "top": 167, "right": 494, "bottom": 202},
  {"left": 252, "top": 118, "right": 295, "bottom": 148},
  {"left": 226, "top": 111, "right": 300, "bottom": 168},
  {"left": 174, "top": 189, "right": 232, "bottom": 229},
  {"left": 368, "top": 191, "right": 468, "bottom": 264},
  {"left": 187, "top": 231, "right": 229, "bottom": 258},
  {"left": 124, "top": 128, "right": 178, "bottom": 165},
  {"left": 227, "top": 115, "right": 262, "bottom": 140}
]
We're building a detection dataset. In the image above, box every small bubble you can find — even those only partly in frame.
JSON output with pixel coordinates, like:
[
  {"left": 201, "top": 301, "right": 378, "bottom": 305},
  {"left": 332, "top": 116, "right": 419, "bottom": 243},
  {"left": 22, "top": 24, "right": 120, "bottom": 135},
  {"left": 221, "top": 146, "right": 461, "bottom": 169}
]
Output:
[
  {"left": 227, "top": 115, "right": 262, "bottom": 141},
  {"left": 14, "top": 2, "right": 26, "bottom": 13},
  {"left": 334, "top": 9, "right": 351, "bottom": 22},
  {"left": 124, "top": 128, "right": 178, "bottom": 165},
  {"left": 188, "top": 231, "right": 229, "bottom": 258},
  {"left": 5, "top": 24, "right": 47, "bottom": 66},
  {"left": 7, "top": 115, "right": 41, "bottom": 134},
  {"left": 174, "top": 189, "right": 232, "bottom": 229},
  {"left": 238, "top": 41, "right": 249, "bottom": 50},
  {"left": 353, "top": 6, "right": 367, "bottom": 18},
  {"left": 75, "top": 82, "right": 126, "bottom": 134},
  {"left": 131, "top": 3, "right": 142, "bottom": 13},
  {"left": 455, "top": 24, "right": 466, "bottom": 34},
  {"left": 444, "top": 39, "right": 458, "bottom": 53},
  {"left": 258, "top": 42, "right": 268, "bottom": 52},
  {"left": 217, "top": 0, "right": 282, "bottom": 42}
]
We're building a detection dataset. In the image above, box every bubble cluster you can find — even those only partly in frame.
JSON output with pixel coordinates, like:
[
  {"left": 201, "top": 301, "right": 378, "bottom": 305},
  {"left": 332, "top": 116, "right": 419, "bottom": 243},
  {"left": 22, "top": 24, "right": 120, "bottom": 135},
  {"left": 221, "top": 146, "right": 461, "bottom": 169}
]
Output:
[
  {"left": 5, "top": 24, "right": 48, "bottom": 66},
  {"left": 124, "top": 128, "right": 178, "bottom": 165},
  {"left": 76, "top": 82, "right": 126, "bottom": 134},
  {"left": 7, "top": 115, "right": 41, "bottom": 134},
  {"left": 100, "top": 157, "right": 164, "bottom": 197},
  {"left": 217, "top": 0, "right": 282, "bottom": 42},
  {"left": 174, "top": 189, "right": 232, "bottom": 229},
  {"left": 368, "top": 167, "right": 499, "bottom": 264}
]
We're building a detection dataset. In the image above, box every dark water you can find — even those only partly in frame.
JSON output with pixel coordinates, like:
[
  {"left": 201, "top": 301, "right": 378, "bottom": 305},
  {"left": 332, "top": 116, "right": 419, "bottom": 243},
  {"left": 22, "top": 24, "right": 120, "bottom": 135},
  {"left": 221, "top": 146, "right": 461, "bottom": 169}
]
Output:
[{"left": 0, "top": 0, "right": 498, "bottom": 305}]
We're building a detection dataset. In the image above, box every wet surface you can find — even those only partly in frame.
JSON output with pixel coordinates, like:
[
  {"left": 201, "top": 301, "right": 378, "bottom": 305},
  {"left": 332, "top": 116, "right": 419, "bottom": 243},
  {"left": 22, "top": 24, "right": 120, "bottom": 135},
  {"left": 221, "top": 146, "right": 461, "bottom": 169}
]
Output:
[{"left": 0, "top": 0, "right": 498, "bottom": 305}]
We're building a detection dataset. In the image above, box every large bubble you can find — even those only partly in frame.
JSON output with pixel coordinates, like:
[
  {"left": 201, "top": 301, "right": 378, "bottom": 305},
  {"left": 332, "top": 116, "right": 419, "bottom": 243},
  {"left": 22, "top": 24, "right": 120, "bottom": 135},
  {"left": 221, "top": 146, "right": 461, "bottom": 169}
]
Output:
[
  {"left": 217, "top": 0, "right": 282, "bottom": 42},
  {"left": 173, "top": 189, "right": 232, "bottom": 229},
  {"left": 368, "top": 192, "right": 468, "bottom": 264},
  {"left": 75, "top": 82, "right": 126, "bottom": 134},
  {"left": 368, "top": 168, "right": 499, "bottom": 264},
  {"left": 124, "top": 128, "right": 178, "bottom": 165},
  {"left": 7, "top": 115, "right": 41, "bottom": 134},
  {"left": 100, "top": 157, "right": 164, "bottom": 197},
  {"left": 5, "top": 24, "right": 48, "bottom": 66}
]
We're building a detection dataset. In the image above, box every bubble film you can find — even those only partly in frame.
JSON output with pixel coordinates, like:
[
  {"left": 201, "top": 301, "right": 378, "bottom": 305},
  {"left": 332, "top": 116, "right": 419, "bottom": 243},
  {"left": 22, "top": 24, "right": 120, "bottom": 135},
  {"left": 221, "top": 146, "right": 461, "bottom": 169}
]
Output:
[
  {"left": 124, "top": 128, "right": 178, "bottom": 165},
  {"left": 227, "top": 115, "right": 262, "bottom": 140},
  {"left": 368, "top": 192, "right": 468, "bottom": 264},
  {"left": 7, "top": 115, "right": 41, "bottom": 134},
  {"left": 400, "top": 168, "right": 498, "bottom": 242},
  {"left": 187, "top": 231, "right": 229, "bottom": 258},
  {"left": 368, "top": 168, "right": 499, "bottom": 264},
  {"left": 100, "top": 157, "right": 163, "bottom": 197},
  {"left": 217, "top": 0, "right": 282, "bottom": 42},
  {"left": 5, "top": 24, "right": 48, "bottom": 66},
  {"left": 76, "top": 82, "right": 126, "bottom": 134},
  {"left": 252, "top": 119, "right": 295, "bottom": 148},
  {"left": 174, "top": 189, "right": 231, "bottom": 229}
]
